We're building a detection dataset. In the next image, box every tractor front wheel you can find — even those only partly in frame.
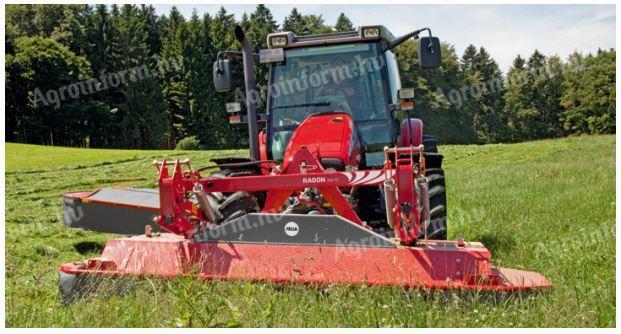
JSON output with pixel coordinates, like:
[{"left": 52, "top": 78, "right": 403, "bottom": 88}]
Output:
[{"left": 206, "top": 169, "right": 262, "bottom": 224}]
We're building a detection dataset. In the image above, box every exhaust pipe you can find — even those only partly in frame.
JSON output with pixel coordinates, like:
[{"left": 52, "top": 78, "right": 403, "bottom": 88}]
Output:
[
  {"left": 383, "top": 179, "right": 397, "bottom": 228},
  {"left": 234, "top": 25, "right": 260, "bottom": 161}
]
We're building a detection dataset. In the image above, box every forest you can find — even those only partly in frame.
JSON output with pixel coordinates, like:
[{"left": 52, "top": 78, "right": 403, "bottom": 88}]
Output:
[{"left": 5, "top": 4, "right": 616, "bottom": 149}]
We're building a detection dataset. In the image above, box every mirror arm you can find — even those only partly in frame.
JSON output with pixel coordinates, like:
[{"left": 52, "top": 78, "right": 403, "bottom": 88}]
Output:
[
  {"left": 215, "top": 51, "right": 261, "bottom": 74},
  {"left": 388, "top": 27, "right": 432, "bottom": 50},
  {"left": 216, "top": 51, "right": 260, "bottom": 68}
]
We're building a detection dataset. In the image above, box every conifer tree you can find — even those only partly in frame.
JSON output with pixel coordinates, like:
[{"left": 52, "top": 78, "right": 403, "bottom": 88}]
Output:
[
  {"left": 160, "top": 6, "right": 189, "bottom": 147},
  {"left": 334, "top": 13, "right": 354, "bottom": 32},
  {"left": 283, "top": 8, "right": 304, "bottom": 34}
]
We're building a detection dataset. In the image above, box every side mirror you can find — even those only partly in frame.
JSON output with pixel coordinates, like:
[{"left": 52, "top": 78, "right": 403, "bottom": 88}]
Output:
[
  {"left": 213, "top": 59, "right": 232, "bottom": 92},
  {"left": 418, "top": 36, "right": 441, "bottom": 69}
]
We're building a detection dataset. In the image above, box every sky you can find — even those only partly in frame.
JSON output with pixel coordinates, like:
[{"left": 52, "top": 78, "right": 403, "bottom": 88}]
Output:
[{"left": 151, "top": 4, "right": 616, "bottom": 72}]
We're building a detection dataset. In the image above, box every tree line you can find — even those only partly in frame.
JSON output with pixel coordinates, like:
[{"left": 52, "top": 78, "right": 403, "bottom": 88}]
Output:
[{"left": 5, "top": 4, "right": 616, "bottom": 149}]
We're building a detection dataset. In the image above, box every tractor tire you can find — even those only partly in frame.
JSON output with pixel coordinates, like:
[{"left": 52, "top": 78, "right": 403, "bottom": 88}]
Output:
[
  {"left": 422, "top": 136, "right": 447, "bottom": 240},
  {"left": 422, "top": 134, "right": 438, "bottom": 153},
  {"left": 204, "top": 169, "right": 262, "bottom": 224},
  {"left": 217, "top": 191, "right": 261, "bottom": 223}
]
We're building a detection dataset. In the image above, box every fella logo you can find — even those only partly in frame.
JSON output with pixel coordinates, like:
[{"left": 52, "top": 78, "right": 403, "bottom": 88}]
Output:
[{"left": 284, "top": 222, "right": 299, "bottom": 237}]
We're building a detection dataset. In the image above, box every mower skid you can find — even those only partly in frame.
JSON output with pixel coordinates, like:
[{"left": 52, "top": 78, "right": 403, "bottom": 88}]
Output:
[{"left": 58, "top": 268, "right": 137, "bottom": 303}]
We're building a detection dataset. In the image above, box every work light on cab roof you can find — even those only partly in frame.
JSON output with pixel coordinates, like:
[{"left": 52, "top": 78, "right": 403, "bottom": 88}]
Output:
[{"left": 266, "top": 25, "right": 396, "bottom": 49}]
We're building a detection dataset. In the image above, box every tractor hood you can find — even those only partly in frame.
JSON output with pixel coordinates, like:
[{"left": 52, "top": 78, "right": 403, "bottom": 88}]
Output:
[{"left": 283, "top": 112, "right": 361, "bottom": 170}]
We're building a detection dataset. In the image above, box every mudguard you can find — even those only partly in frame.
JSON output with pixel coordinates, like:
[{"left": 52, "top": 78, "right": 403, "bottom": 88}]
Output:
[{"left": 397, "top": 118, "right": 423, "bottom": 147}]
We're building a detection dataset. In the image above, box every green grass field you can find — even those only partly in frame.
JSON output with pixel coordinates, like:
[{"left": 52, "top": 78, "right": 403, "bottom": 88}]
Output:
[{"left": 5, "top": 135, "right": 615, "bottom": 327}]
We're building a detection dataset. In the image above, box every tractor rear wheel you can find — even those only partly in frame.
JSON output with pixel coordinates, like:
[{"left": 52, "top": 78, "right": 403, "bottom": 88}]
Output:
[
  {"left": 423, "top": 135, "right": 447, "bottom": 240},
  {"left": 422, "top": 134, "right": 438, "bottom": 152}
]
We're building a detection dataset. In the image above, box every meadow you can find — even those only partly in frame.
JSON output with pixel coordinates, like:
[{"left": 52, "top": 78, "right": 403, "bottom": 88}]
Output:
[{"left": 5, "top": 135, "right": 615, "bottom": 327}]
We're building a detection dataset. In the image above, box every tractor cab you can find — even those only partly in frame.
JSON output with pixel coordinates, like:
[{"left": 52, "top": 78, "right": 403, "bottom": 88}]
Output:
[
  {"left": 266, "top": 38, "right": 398, "bottom": 167},
  {"left": 265, "top": 26, "right": 441, "bottom": 168},
  {"left": 213, "top": 25, "right": 441, "bottom": 168}
]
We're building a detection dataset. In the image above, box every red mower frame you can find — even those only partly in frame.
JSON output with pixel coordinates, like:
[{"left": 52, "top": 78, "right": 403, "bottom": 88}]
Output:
[{"left": 155, "top": 145, "right": 425, "bottom": 245}]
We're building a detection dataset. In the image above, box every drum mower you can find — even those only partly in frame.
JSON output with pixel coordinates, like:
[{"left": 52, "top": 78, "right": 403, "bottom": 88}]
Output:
[{"left": 58, "top": 25, "right": 550, "bottom": 300}]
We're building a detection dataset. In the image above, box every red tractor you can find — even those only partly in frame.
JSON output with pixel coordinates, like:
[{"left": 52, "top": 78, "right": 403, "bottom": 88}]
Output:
[
  {"left": 58, "top": 25, "right": 550, "bottom": 300},
  {"left": 207, "top": 25, "right": 447, "bottom": 242}
]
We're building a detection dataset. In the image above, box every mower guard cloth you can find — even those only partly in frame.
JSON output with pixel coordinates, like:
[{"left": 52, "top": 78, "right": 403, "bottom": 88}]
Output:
[{"left": 62, "top": 188, "right": 159, "bottom": 235}]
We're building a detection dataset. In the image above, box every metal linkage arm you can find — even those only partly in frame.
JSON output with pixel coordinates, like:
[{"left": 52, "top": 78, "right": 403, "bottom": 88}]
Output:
[{"left": 383, "top": 145, "right": 425, "bottom": 245}]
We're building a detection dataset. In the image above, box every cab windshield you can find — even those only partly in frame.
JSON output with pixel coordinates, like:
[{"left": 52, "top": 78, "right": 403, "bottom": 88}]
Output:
[{"left": 268, "top": 42, "right": 391, "bottom": 166}]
